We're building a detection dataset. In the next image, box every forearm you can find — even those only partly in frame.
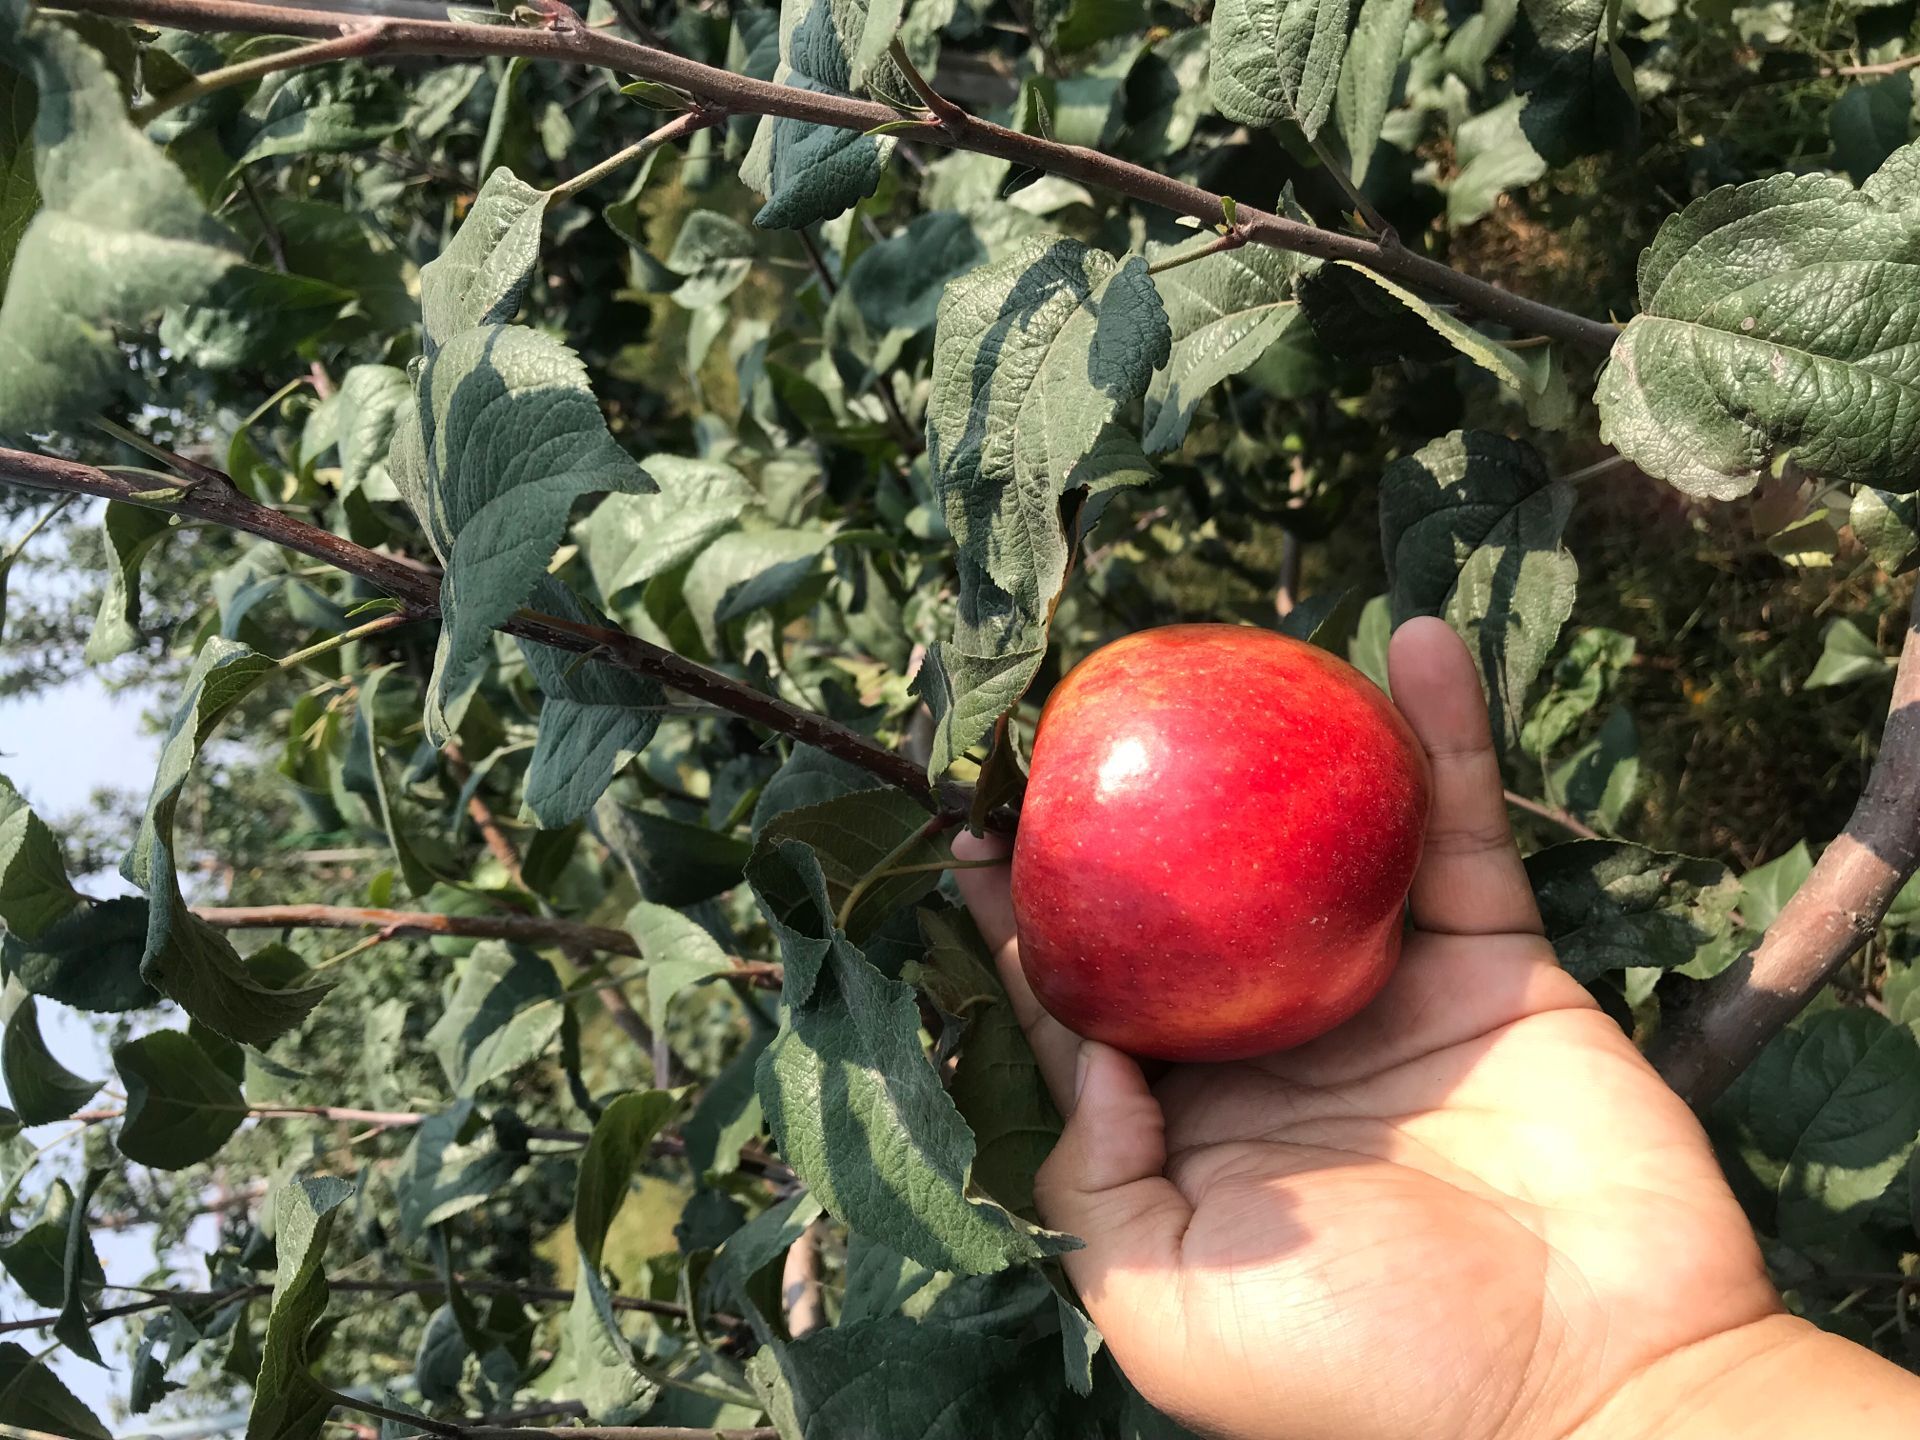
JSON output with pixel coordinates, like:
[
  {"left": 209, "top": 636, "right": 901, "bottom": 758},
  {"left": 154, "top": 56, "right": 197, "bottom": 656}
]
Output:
[{"left": 1569, "top": 1314, "right": 1920, "bottom": 1439}]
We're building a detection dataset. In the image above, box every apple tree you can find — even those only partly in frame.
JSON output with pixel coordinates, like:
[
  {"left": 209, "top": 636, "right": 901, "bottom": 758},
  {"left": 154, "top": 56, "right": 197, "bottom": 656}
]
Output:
[{"left": 4, "top": 0, "right": 1920, "bottom": 1430}]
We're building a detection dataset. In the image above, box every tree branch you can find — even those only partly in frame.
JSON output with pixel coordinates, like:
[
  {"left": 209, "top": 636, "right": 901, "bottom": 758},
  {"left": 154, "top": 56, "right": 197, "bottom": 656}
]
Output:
[
  {"left": 0, "top": 446, "right": 943, "bottom": 806},
  {"left": 64, "top": 0, "right": 1619, "bottom": 353},
  {"left": 1503, "top": 789, "right": 1601, "bottom": 841},
  {"left": 1648, "top": 586, "right": 1920, "bottom": 1107},
  {"left": 189, "top": 901, "right": 783, "bottom": 984}
]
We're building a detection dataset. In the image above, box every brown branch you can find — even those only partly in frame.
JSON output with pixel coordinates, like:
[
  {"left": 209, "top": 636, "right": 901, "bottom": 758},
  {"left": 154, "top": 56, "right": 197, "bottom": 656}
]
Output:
[
  {"left": 63, "top": 0, "right": 1619, "bottom": 353},
  {"left": 0, "top": 446, "right": 942, "bottom": 805},
  {"left": 1503, "top": 789, "right": 1602, "bottom": 842},
  {"left": 1648, "top": 588, "right": 1920, "bottom": 1107},
  {"left": 189, "top": 903, "right": 783, "bottom": 985}
]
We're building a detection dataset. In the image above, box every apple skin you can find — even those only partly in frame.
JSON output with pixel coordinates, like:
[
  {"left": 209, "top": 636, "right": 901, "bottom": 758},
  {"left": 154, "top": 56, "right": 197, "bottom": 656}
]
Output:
[{"left": 1009, "top": 624, "right": 1431, "bottom": 1062}]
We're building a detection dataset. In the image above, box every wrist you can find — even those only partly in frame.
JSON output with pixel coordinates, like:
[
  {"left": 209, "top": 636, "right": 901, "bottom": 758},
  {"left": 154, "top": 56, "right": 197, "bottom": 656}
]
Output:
[{"left": 1564, "top": 1313, "right": 1920, "bottom": 1440}]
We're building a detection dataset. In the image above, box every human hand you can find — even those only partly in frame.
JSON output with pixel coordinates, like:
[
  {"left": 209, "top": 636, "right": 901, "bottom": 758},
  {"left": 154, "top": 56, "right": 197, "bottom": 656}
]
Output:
[{"left": 954, "top": 617, "right": 1798, "bottom": 1440}]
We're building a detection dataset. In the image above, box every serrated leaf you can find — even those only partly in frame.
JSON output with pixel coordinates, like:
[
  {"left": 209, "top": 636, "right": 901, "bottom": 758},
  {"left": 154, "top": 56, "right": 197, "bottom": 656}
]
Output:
[
  {"left": 1527, "top": 839, "right": 1740, "bottom": 981},
  {"left": 158, "top": 264, "right": 353, "bottom": 371},
  {"left": 0, "top": 15, "right": 235, "bottom": 429},
  {"left": 392, "top": 180, "right": 654, "bottom": 739},
  {"left": 1597, "top": 147, "right": 1920, "bottom": 499},
  {"left": 396, "top": 1101, "right": 526, "bottom": 1239},
  {"left": 840, "top": 210, "right": 988, "bottom": 338},
  {"left": 1713, "top": 1008, "right": 1920, "bottom": 1257},
  {"left": 665, "top": 208, "right": 757, "bottom": 308},
  {"left": 750, "top": 838, "right": 1073, "bottom": 1274},
  {"left": 1806, "top": 616, "right": 1892, "bottom": 689},
  {"left": 598, "top": 802, "right": 753, "bottom": 908},
  {"left": 0, "top": 1342, "right": 110, "bottom": 1439},
  {"left": 238, "top": 63, "right": 406, "bottom": 164},
  {"left": 1741, "top": 840, "right": 1812, "bottom": 930},
  {"left": 566, "top": 1089, "right": 682, "bottom": 1417},
  {"left": 626, "top": 902, "right": 736, "bottom": 1037},
  {"left": 705, "top": 1189, "right": 825, "bottom": 1304},
  {"left": 1318, "top": 261, "right": 1545, "bottom": 391},
  {"left": 1209, "top": 0, "right": 1354, "bottom": 139},
  {"left": 334, "top": 363, "right": 411, "bottom": 501},
  {"left": 682, "top": 528, "right": 832, "bottom": 657},
  {"left": 113, "top": 1028, "right": 247, "bottom": 1169},
  {"left": 923, "top": 239, "right": 1171, "bottom": 776},
  {"left": 245, "top": 1176, "right": 354, "bottom": 1440},
  {"left": 752, "top": 788, "right": 949, "bottom": 944},
  {"left": 0, "top": 65, "right": 37, "bottom": 293},
  {"left": 124, "top": 639, "right": 333, "bottom": 1046},
  {"left": 744, "top": 0, "right": 903, "bottom": 228},
  {"left": 919, "top": 909, "right": 1060, "bottom": 1215},
  {"left": 1447, "top": 96, "right": 1547, "bottom": 226},
  {"left": 579, "top": 455, "right": 755, "bottom": 602},
  {"left": 1143, "top": 242, "right": 1313, "bottom": 454},
  {"left": 426, "top": 942, "right": 564, "bottom": 1095},
  {"left": 83, "top": 502, "right": 172, "bottom": 665},
  {"left": 3, "top": 991, "right": 99, "bottom": 1124},
  {"left": 0, "top": 1179, "right": 99, "bottom": 1308},
  {"left": 1849, "top": 486, "right": 1920, "bottom": 573},
  {"left": 1381, "top": 430, "right": 1576, "bottom": 746},
  {"left": 1521, "top": 626, "right": 1635, "bottom": 757},
  {"left": 0, "top": 771, "right": 80, "bottom": 943},
  {"left": 1514, "top": 0, "right": 1636, "bottom": 165},
  {"left": 1335, "top": 0, "right": 1416, "bottom": 185}
]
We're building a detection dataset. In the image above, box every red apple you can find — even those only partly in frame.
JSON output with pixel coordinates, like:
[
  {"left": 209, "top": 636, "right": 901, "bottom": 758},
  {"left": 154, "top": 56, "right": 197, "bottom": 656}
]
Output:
[{"left": 1009, "top": 624, "right": 1431, "bottom": 1062}]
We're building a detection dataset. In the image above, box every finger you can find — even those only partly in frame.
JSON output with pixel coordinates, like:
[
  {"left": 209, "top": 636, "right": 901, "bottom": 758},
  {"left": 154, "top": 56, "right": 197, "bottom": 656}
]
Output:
[
  {"left": 1036, "top": 1043, "right": 1192, "bottom": 1347},
  {"left": 952, "top": 829, "right": 1084, "bottom": 1110},
  {"left": 1386, "top": 617, "right": 1543, "bottom": 937}
]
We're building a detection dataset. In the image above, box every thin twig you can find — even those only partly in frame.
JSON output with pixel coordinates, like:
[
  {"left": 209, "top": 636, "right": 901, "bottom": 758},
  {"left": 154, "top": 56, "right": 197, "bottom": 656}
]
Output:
[
  {"left": 131, "top": 25, "right": 394, "bottom": 122},
  {"left": 887, "top": 36, "right": 968, "bottom": 130},
  {"left": 64, "top": 0, "right": 1619, "bottom": 352},
  {"left": 1648, "top": 584, "right": 1920, "bottom": 1107},
  {"left": 1503, "top": 789, "right": 1602, "bottom": 841},
  {"left": 548, "top": 105, "right": 726, "bottom": 202},
  {"left": 1307, "top": 131, "right": 1391, "bottom": 239},
  {"left": 1144, "top": 227, "right": 1250, "bottom": 277}
]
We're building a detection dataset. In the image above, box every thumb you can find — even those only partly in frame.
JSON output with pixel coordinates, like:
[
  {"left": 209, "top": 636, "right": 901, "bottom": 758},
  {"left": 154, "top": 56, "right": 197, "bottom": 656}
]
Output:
[{"left": 1037, "top": 1041, "right": 1192, "bottom": 1326}]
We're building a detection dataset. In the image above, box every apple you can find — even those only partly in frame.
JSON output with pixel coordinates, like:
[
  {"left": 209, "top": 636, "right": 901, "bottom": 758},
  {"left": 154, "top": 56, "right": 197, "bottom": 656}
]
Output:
[{"left": 1009, "top": 624, "right": 1431, "bottom": 1062}]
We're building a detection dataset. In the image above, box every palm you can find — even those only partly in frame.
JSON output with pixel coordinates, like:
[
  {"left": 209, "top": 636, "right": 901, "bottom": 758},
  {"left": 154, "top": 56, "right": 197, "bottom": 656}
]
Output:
[{"left": 954, "top": 620, "right": 1779, "bottom": 1440}]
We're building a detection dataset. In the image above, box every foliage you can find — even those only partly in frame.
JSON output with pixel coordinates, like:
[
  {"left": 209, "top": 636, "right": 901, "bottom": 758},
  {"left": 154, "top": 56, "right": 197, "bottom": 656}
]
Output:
[{"left": 3, "top": 0, "right": 1920, "bottom": 1430}]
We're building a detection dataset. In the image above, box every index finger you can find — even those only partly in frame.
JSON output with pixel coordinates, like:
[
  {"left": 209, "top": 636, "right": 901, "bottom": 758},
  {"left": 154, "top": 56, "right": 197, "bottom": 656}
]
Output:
[
  {"left": 950, "top": 830, "right": 1085, "bottom": 1112},
  {"left": 1386, "top": 617, "right": 1544, "bottom": 937}
]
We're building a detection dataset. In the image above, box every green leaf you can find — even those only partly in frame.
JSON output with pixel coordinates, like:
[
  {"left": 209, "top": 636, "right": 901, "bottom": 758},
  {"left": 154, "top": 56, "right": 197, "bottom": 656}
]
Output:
[
  {"left": 1143, "top": 242, "right": 1313, "bottom": 454},
  {"left": 682, "top": 528, "right": 832, "bottom": 657},
  {"left": 751, "top": 838, "right": 1073, "bottom": 1274},
  {"left": 567, "top": 1089, "right": 682, "bottom": 1417},
  {"left": 1714, "top": 1009, "right": 1920, "bottom": 1256},
  {"left": 83, "top": 502, "right": 172, "bottom": 665},
  {"left": 1849, "top": 486, "right": 1920, "bottom": 573},
  {"left": 517, "top": 581, "right": 666, "bottom": 829},
  {"left": 626, "top": 901, "right": 736, "bottom": 1037},
  {"left": 1521, "top": 626, "right": 1635, "bottom": 757},
  {"left": 1380, "top": 430, "right": 1577, "bottom": 746},
  {"left": 1335, "top": 0, "right": 1416, "bottom": 185},
  {"left": 1832, "top": 74, "right": 1916, "bottom": 185},
  {"left": 0, "top": 65, "right": 37, "bottom": 293},
  {"left": 578, "top": 455, "right": 754, "bottom": 602},
  {"left": 1317, "top": 261, "right": 1546, "bottom": 392},
  {"left": 246, "top": 1176, "right": 355, "bottom": 1440},
  {"left": 1447, "top": 96, "right": 1547, "bottom": 226},
  {"left": 753, "top": 788, "right": 949, "bottom": 944},
  {"left": 238, "top": 63, "right": 406, "bottom": 164},
  {"left": 1806, "top": 616, "right": 1892, "bottom": 689},
  {"left": 1513, "top": 0, "right": 1635, "bottom": 165},
  {"left": 839, "top": 211, "right": 988, "bottom": 340},
  {"left": 1209, "top": 0, "right": 1354, "bottom": 139},
  {"left": 665, "top": 209, "right": 757, "bottom": 309},
  {"left": 0, "top": 771, "right": 80, "bottom": 942},
  {"left": 124, "top": 638, "right": 332, "bottom": 1046},
  {"left": 393, "top": 176, "right": 654, "bottom": 739},
  {"left": 3, "top": 991, "right": 99, "bottom": 1124},
  {"left": 396, "top": 1100, "right": 526, "bottom": 1238},
  {"left": 1527, "top": 840, "right": 1740, "bottom": 981},
  {"left": 1597, "top": 148, "right": 1920, "bottom": 499},
  {"left": 0, "top": 1342, "right": 110, "bottom": 1439},
  {"left": 158, "top": 264, "right": 353, "bottom": 371},
  {"left": 599, "top": 803, "right": 753, "bottom": 908},
  {"left": 0, "top": 1178, "right": 101, "bottom": 1308},
  {"left": 1545, "top": 705, "right": 1639, "bottom": 829},
  {"left": 923, "top": 239, "right": 1171, "bottom": 776},
  {"left": 917, "top": 909, "right": 1060, "bottom": 1215},
  {"left": 744, "top": 0, "right": 903, "bottom": 228},
  {"left": 1741, "top": 841, "right": 1812, "bottom": 930},
  {"left": 426, "top": 942, "right": 564, "bottom": 1095},
  {"left": 114, "top": 1028, "right": 247, "bottom": 1169},
  {"left": 333, "top": 363, "right": 412, "bottom": 501},
  {"left": 706, "top": 1190, "right": 825, "bottom": 1303},
  {"left": 0, "top": 15, "right": 235, "bottom": 430},
  {"left": 341, "top": 664, "right": 437, "bottom": 896}
]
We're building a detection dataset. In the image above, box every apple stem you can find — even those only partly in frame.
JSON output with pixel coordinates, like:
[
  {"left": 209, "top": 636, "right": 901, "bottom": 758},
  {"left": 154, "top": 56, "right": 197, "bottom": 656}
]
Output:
[{"left": 834, "top": 813, "right": 964, "bottom": 933}]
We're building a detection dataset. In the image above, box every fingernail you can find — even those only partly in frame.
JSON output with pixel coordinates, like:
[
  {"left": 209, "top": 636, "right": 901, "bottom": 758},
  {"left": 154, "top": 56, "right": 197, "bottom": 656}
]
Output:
[{"left": 1073, "top": 1042, "right": 1094, "bottom": 1104}]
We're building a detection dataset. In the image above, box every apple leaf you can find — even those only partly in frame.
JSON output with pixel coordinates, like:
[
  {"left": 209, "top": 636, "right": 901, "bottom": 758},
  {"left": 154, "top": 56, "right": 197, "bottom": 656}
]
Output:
[
  {"left": 246, "top": 1176, "right": 355, "bottom": 1440},
  {"left": 0, "top": 1342, "right": 110, "bottom": 1439},
  {"left": 3, "top": 991, "right": 100, "bottom": 1126},
  {"left": 1526, "top": 839, "right": 1741, "bottom": 981},
  {"left": 425, "top": 943, "right": 564, "bottom": 1097},
  {"left": 1335, "top": 0, "right": 1417, "bottom": 186},
  {"left": 750, "top": 834, "right": 1076, "bottom": 1274},
  {"left": 921, "top": 238, "right": 1171, "bottom": 777},
  {"left": 1209, "top": 0, "right": 1353, "bottom": 140},
  {"left": 1513, "top": 0, "right": 1636, "bottom": 166},
  {"left": 0, "top": 772, "right": 82, "bottom": 943},
  {"left": 84, "top": 503, "right": 173, "bottom": 665},
  {"left": 1849, "top": 487, "right": 1920, "bottom": 574},
  {"left": 113, "top": 1029, "right": 248, "bottom": 1170},
  {"left": 1380, "top": 429, "right": 1577, "bottom": 747},
  {"left": 1598, "top": 144, "right": 1920, "bottom": 500}
]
